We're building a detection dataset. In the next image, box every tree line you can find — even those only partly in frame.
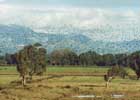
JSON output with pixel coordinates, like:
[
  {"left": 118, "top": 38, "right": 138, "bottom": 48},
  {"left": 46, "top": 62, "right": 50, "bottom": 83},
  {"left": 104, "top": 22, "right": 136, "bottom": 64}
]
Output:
[
  {"left": 2, "top": 48, "right": 140, "bottom": 68},
  {"left": 1, "top": 44, "right": 140, "bottom": 85},
  {"left": 47, "top": 49, "right": 140, "bottom": 80},
  {"left": 46, "top": 49, "right": 128, "bottom": 67}
]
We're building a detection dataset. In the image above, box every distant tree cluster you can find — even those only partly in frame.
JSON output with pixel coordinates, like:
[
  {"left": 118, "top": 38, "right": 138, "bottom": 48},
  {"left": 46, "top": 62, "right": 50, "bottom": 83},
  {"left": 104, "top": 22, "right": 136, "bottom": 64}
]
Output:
[
  {"left": 3, "top": 50, "right": 132, "bottom": 67},
  {"left": 2, "top": 47, "right": 140, "bottom": 80},
  {"left": 0, "top": 55, "right": 6, "bottom": 65},
  {"left": 48, "top": 49, "right": 79, "bottom": 66},
  {"left": 47, "top": 50, "right": 128, "bottom": 67},
  {"left": 47, "top": 50, "right": 140, "bottom": 79}
]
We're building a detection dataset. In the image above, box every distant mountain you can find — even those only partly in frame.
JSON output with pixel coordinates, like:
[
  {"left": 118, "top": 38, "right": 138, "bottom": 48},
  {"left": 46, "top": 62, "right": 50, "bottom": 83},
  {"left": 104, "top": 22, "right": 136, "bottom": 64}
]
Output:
[
  {"left": 0, "top": 24, "right": 48, "bottom": 54},
  {"left": 0, "top": 24, "right": 140, "bottom": 55}
]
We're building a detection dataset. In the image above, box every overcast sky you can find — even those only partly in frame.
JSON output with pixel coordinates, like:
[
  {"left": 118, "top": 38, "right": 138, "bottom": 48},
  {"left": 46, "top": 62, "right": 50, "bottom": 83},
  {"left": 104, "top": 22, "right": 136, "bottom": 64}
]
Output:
[
  {"left": 0, "top": 0, "right": 140, "bottom": 41},
  {"left": 0, "top": 0, "right": 139, "bottom": 7}
]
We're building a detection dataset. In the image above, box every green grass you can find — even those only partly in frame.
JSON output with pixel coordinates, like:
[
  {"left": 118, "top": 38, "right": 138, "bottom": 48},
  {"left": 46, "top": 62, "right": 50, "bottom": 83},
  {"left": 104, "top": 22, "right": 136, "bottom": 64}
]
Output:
[
  {"left": 0, "top": 65, "right": 135, "bottom": 74},
  {"left": 47, "top": 66, "right": 109, "bottom": 73},
  {"left": 0, "top": 66, "right": 136, "bottom": 85},
  {"left": 0, "top": 66, "right": 17, "bottom": 74},
  {"left": 0, "top": 66, "right": 139, "bottom": 100},
  {"left": 0, "top": 66, "right": 109, "bottom": 74}
]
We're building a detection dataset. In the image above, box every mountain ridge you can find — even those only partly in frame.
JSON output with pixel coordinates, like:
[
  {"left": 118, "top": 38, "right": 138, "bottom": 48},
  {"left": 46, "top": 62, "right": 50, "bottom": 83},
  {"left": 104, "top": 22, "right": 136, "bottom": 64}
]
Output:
[{"left": 0, "top": 24, "right": 140, "bottom": 55}]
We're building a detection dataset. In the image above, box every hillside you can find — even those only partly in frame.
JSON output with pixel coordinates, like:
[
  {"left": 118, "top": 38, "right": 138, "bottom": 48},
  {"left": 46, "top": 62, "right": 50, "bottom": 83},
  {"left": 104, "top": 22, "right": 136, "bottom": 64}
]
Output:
[{"left": 0, "top": 24, "right": 140, "bottom": 54}]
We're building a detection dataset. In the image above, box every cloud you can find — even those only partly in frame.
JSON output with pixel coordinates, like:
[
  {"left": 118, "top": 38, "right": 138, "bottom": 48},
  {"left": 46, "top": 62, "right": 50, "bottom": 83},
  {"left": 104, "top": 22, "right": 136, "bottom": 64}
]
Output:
[
  {"left": 0, "top": 0, "right": 5, "bottom": 2},
  {"left": 1, "top": 0, "right": 139, "bottom": 8},
  {"left": 0, "top": 4, "right": 139, "bottom": 42}
]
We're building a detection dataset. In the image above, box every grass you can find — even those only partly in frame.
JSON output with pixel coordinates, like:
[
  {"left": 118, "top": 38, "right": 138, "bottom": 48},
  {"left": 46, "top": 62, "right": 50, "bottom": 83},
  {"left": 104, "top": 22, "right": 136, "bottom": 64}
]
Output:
[
  {"left": 0, "top": 66, "right": 139, "bottom": 100},
  {"left": 0, "top": 65, "right": 135, "bottom": 74},
  {"left": 0, "top": 66, "right": 17, "bottom": 74},
  {"left": 47, "top": 66, "right": 109, "bottom": 73}
]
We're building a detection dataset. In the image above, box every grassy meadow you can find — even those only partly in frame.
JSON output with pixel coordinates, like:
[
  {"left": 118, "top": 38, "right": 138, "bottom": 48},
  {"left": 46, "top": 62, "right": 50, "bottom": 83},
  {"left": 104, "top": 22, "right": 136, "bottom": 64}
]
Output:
[{"left": 0, "top": 66, "right": 140, "bottom": 100}]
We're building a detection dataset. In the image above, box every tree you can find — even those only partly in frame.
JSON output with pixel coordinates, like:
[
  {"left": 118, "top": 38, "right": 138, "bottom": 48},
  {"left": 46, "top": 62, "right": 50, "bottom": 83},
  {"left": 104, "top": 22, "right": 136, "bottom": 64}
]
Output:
[
  {"left": 79, "top": 51, "right": 100, "bottom": 66},
  {"left": 79, "top": 53, "right": 88, "bottom": 66},
  {"left": 114, "top": 54, "right": 128, "bottom": 67},
  {"left": 5, "top": 53, "right": 14, "bottom": 65},
  {"left": 50, "top": 49, "right": 78, "bottom": 66},
  {"left": 50, "top": 50, "right": 64, "bottom": 65},
  {"left": 14, "top": 43, "right": 47, "bottom": 86},
  {"left": 104, "top": 66, "right": 128, "bottom": 88},
  {"left": 128, "top": 51, "right": 140, "bottom": 80},
  {"left": 102, "top": 54, "right": 116, "bottom": 66},
  {"left": 62, "top": 49, "right": 78, "bottom": 65},
  {"left": 0, "top": 55, "right": 6, "bottom": 65}
]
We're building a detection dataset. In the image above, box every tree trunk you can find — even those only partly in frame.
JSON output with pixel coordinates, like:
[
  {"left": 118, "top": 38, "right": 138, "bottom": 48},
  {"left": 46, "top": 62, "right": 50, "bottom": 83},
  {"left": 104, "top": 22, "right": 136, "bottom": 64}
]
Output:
[
  {"left": 29, "top": 75, "right": 32, "bottom": 81},
  {"left": 137, "top": 76, "right": 139, "bottom": 80},
  {"left": 106, "top": 81, "right": 109, "bottom": 88},
  {"left": 22, "top": 75, "right": 26, "bottom": 86}
]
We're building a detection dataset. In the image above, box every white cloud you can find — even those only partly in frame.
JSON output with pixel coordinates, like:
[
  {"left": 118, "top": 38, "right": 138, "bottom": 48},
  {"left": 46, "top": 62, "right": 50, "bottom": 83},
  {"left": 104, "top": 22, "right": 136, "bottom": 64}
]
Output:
[
  {"left": 0, "top": 4, "right": 11, "bottom": 13},
  {"left": 0, "top": 4, "right": 139, "bottom": 41},
  {"left": 0, "top": 0, "right": 5, "bottom": 2}
]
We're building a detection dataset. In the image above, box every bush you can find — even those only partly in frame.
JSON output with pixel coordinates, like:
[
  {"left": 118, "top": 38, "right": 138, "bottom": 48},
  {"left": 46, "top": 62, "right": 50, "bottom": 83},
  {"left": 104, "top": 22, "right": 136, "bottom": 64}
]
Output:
[{"left": 107, "top": 66, "right": 128, "bottom": 79}]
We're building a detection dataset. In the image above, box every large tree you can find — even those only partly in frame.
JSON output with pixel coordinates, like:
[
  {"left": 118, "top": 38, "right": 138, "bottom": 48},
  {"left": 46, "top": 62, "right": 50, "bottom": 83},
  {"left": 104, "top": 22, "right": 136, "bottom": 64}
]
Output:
[{"left": 14, "top": 43, "right": 47, "bottom": 86}]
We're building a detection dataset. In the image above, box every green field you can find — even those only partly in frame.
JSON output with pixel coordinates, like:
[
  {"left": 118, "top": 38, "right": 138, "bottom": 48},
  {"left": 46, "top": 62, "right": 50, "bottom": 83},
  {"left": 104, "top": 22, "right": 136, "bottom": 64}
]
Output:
[
  {"left": 0, "top": 66, "right": 140, "bottom": 100},
  {"left": 0, "top": 66, "right": 135, "bottom": 74}
]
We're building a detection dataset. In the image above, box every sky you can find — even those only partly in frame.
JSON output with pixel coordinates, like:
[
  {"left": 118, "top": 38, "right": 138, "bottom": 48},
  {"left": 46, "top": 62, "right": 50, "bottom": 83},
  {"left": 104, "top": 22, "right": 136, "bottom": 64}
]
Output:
[
  {"left": 0, "top": 0, "right": 140, "bottom": 42},
  {"left": 1, "top": 0, "right": 140, "bottom": 7}
]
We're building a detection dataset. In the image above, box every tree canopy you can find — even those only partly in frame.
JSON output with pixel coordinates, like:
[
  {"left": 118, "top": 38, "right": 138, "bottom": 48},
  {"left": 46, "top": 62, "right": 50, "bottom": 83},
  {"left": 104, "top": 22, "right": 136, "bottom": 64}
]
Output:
[{"left": 14, "top": 43, "right": 47, "bottom": 85}]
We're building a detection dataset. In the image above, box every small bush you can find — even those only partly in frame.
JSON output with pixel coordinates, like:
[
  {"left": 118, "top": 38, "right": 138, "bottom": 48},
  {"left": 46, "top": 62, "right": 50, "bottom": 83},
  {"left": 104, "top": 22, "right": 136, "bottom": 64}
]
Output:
[{"left": 107, "top": 66, "right": 128, "bottom": 79}]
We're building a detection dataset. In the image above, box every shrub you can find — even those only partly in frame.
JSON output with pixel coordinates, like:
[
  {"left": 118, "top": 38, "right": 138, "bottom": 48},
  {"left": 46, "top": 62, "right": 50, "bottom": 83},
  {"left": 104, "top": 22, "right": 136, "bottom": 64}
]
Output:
[{"left": 107, "top": 66, "right": 128, "bottom": 79}]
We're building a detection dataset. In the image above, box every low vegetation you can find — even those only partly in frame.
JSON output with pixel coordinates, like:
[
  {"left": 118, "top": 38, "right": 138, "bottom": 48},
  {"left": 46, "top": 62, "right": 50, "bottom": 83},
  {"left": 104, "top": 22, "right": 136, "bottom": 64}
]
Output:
[
  {"left": 0, "top": 43, "right": 140, "bottom": 99},
  {"left": 104, "top": 66, "right": 128, "bottom": 88},
  {"left": 2, "top": 48, "right": 140, "bottom": 79},
  {"left": 0, "top": 66, "right": 140, "bottom": 100}
]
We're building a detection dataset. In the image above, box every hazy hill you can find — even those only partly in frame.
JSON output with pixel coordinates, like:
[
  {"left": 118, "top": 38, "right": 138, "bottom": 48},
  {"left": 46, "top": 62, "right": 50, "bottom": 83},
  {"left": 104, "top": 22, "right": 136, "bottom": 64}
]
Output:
[{"left": 0, "top": 24, "right": 140, "bottom": 55}]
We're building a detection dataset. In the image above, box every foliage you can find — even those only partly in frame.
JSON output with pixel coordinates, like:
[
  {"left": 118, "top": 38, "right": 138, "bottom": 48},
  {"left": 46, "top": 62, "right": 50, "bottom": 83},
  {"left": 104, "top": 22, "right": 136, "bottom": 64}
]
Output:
[
  {"left": 128, "top": 51, "right": 140, "bottom": 79},
  {"left": 50, "top": 49, "right": 78, "bottom": 65},
  {"left": 2, "top": 44, "right": 140, "bottom": 80},
  {"left": 107, "top": 66, "right": 128, "bottom": 79},
  {"left": 14, "top": 43, "right": 47, "bottom": 85},
  {"left": 104, "top": 66, "right": 128, "bottom": 88}
]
